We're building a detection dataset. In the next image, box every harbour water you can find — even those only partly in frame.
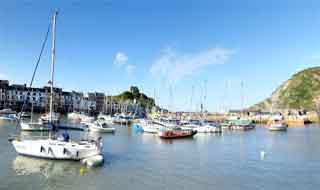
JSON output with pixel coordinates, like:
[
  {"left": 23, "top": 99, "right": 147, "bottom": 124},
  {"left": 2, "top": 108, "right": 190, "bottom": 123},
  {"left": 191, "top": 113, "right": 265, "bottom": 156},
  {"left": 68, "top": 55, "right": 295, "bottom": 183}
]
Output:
[{"left": 0, "top": 120, "right": 319, "bottom": 190}]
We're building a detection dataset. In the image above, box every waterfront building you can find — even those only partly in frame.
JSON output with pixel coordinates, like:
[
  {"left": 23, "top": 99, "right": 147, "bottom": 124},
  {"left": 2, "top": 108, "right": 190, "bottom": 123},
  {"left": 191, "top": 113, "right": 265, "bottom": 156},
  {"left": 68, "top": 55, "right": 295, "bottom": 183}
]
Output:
[{"left": 0, "top": 80, "right": 146, "bottom": 115}]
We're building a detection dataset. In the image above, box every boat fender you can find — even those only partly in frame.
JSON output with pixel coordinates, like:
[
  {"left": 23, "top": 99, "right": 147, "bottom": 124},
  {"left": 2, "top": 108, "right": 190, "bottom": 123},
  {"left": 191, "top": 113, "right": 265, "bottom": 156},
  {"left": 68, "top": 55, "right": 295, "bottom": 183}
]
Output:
[{"left": 76, "top": 151, "right": 79, "bottom": 158}]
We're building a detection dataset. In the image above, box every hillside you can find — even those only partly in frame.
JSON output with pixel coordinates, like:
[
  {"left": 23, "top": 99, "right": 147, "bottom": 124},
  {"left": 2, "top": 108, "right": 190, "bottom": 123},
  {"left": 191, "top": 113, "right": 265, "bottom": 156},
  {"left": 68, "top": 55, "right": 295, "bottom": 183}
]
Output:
[
  {"left": 251, "top": 67, "right": 320, "bottom": 111},
  {"left": 110, "top": 86, "right": 155, "bottom": 111}
]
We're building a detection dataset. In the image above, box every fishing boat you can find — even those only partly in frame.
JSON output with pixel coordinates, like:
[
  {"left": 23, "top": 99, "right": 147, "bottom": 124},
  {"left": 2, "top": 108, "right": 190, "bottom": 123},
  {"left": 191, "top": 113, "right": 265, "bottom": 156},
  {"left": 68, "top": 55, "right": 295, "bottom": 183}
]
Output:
[
  {"left": 158, "top": 129, "right": 197, "bottom": 139},
  {"left": 10, "top": 10, "right": 103, "bottom": 160},
  {"left": 86, "top": 120, "right": 115, "bottom": 133}
]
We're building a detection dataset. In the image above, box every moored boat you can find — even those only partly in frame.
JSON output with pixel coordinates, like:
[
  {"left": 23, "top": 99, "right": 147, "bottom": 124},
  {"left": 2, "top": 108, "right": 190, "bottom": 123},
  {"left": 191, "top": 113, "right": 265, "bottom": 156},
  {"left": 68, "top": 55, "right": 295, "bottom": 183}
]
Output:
[
  {"left": 20, "top": 120, "right": 52, "bottom": 131},
  {"left": 87, "top": 120, "right": 115, "bottom": 133},
  {"left": 158, "top": 130, "right": 197, "bottom": 139},
  {"left": 0, "top": 109, "right": 17, "bottom": 121},
  {"left": 10, "top": 11, "right": 104, "bottom": 161},
  {"left": 229, "top": 119, "right": 255, "bottom": 130},
  {"left": 267, "top": 119, "right": 288, "bottom": 131},
  {"left": 11, "top": 133, "right": 102, "bottom": 160}
]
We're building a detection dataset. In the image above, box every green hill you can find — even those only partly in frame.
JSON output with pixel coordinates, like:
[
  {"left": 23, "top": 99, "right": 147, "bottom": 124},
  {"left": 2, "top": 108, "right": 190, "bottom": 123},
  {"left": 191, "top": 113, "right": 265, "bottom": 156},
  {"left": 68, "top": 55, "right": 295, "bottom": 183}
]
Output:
[
  {"left": 251, "top": 67, "right": 320, "bottom": 111},
  {"left": 110, "top": 86, "right": 155, "bottom": 111}
]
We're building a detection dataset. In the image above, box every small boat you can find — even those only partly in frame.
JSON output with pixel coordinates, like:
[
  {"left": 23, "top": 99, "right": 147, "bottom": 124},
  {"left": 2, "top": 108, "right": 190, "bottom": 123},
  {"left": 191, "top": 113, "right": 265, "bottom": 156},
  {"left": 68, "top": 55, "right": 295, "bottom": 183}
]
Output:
[
  {"left": 68, "top": 112, "right": 94, "bottom": 123},
  {"left": 229, "top": 119, "right": 255, "bottom": 131},
  {"left": 158, "top": 130, "right": 197, "bottom": 139},
  {"left": 112, "top": 114, "right": 132, "bottom": 125},
  {"left": 87, "top": 120, "right": 115, "bottom": 133},
  {"left": 20, "top": 120, "right": 52, "bottom": 131},
  {"left": 196, "top": 125, "right": 222, "bottom": 133},
  {"left": 267, "top": 119, "right": 288, "bottom": 131},
  {"left": 97, "top": 114, "right": 114, "bottom": 124},
  {"left": 153, "top": 117, "right": 180, "bottom": 129},
  {"left": 0, "top": 109, "right": 17, "bottom": 121},
  {"left": 20, "top": 97, "right": 51, "bottom": 131}
]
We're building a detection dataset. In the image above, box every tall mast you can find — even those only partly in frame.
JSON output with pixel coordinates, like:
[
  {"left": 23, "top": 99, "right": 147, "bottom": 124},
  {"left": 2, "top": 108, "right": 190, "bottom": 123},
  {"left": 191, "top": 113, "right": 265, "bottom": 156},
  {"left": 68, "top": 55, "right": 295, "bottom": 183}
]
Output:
[{"left": 50, "top": 11, "right": 58, "bottom": 123}]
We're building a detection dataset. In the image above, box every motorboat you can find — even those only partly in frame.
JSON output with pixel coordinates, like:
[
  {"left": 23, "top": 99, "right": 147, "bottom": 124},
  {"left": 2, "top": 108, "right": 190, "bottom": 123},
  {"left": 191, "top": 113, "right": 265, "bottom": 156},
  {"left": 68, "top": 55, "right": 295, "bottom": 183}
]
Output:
[
  {"left": 112, "top": 113, "right": 132, "bottom": 125},
  {"left": 158, "top": 129, "right": 197, "bottom": 139},
  {"left": 267, "top": 119, "right": 288, "bottom": 131},
  {"left": 86, "top": 120, "right": 115, "bottom": 133},
  {"left": 68, "top": 112, "right": 94, "bottom": 123},
  {"left": 97, "top": 113, "right": 114, "bottom": 124},
  {"left": 153, "top": 117, "right": 180, "bottom": 129},
  {"left": 139, "top": 120, "right": 160, "bottom": 133},
  {"left": 229, "top": 118, "right": 255, "bottom": 130}
]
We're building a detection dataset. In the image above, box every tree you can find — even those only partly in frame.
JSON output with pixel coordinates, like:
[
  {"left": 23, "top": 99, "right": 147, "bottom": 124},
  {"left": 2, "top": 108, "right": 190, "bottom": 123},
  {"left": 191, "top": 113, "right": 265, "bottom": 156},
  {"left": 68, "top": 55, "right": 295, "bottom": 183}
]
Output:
[{"left": 130, "top": 86, "right": 140, "bottom": 98}]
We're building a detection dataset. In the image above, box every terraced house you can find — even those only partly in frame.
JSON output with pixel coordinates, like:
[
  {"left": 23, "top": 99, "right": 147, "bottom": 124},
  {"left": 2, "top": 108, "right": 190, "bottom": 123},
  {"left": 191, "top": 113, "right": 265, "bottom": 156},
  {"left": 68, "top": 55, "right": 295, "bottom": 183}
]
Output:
[{"left": 0, "top": 80, "right": 105, "bottom": 114}]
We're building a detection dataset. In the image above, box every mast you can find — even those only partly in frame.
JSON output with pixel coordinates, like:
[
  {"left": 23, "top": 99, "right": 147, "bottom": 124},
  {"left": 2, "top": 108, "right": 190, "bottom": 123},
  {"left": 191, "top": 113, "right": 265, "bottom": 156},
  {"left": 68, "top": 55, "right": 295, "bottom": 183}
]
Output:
[{"left": 50, "top": 10, "right": 58, "bottom": 123}]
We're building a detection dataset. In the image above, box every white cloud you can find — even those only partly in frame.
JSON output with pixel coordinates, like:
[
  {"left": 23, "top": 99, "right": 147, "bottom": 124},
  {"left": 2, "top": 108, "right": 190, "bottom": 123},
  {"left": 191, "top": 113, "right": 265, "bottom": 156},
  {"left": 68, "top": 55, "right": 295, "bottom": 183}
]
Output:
[
  {"left": 126, "top": 64, "right": 135, "bottom": 74},
  {"left": 113, "top": 52, "right": 128, "bottom": 66},
  {"left": 150, "top": 47, "right": 235, "bottom": 83}
]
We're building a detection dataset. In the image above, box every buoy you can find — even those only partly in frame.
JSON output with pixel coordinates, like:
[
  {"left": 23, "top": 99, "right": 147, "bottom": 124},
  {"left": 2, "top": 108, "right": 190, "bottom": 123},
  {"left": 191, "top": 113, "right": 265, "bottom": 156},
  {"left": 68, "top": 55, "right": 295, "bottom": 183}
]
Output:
[
  {"left": 81, "top": 154, "right": 104, "bottom": 167},
  {"left": 260, "top": 150, "right": 266, "bottom": 159}
]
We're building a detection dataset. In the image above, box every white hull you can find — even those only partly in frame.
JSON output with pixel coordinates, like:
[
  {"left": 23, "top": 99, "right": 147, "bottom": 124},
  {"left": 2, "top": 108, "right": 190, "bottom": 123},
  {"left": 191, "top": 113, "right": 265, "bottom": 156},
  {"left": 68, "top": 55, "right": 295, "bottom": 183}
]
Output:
[
  {"left": 268, "top": 124, "right": 288, "bottom": 131},
  {"left": 89, "top": 126, "right": 115, "bottom": 133},
  {"left": 97, "top": 115, "right": 114, "bottom": 124},
  {"left": 87, "top": 122, "right": 115, "bottom": 133},
  {"left": 141, "top": 126, "right": 159, "bottom": 133},
  {"left": 12, "top": 139, "right": 101, "bottom": 160},
  {"left": 196, "top": 126, "right": 222, "bottom": 133}
]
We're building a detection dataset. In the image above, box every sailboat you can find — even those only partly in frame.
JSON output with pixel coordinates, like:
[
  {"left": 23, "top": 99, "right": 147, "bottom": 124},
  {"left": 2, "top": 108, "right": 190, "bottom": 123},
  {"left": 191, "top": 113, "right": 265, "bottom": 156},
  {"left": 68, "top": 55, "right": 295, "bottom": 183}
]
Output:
[
  {"left": 267, "top": 99, "right": 288, "bottom": 131},
  {"left": 10, "top": 11, "right": 103, "bottom": 160},
  {"left": 20, "top": 90, "right": 52, "bottom": 131}
]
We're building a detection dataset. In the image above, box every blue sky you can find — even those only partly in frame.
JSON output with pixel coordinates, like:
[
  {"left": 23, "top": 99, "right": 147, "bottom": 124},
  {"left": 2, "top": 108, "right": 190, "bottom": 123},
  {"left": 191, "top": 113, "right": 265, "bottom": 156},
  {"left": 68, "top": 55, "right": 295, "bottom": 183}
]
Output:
[{"left": 1, "top": 0, "right": 320, "bottom": 111}]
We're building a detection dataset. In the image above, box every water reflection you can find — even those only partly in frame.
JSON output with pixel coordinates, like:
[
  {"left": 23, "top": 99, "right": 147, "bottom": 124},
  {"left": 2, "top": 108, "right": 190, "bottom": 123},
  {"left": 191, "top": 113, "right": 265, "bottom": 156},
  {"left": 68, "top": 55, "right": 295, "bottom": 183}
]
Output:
[{"left": 12, "top": 156, "right": 89, "bottom": 177}]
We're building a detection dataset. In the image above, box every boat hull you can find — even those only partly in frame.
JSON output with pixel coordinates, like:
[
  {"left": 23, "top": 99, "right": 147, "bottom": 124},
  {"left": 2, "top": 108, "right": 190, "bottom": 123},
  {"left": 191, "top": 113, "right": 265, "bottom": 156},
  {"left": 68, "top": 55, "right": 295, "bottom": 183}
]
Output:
[
  {"left": 89, "top": 126, "right": 115, "bottom": 133},
  {"left": 158, "top": 130, "right": 197, "bottom": 139},
  {"left": 12, "top": 139, "right": 101, "bottom": 160},
  {"left": 268, "top": 124, "right": 288, "bottom": 131}
]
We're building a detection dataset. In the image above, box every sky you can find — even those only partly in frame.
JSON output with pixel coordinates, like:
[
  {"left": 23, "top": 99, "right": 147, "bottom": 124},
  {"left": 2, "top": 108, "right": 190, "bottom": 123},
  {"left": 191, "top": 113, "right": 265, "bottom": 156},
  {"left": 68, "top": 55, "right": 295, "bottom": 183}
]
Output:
[{"left": 1, "top": 0, "right": 320, "bottom": 112}]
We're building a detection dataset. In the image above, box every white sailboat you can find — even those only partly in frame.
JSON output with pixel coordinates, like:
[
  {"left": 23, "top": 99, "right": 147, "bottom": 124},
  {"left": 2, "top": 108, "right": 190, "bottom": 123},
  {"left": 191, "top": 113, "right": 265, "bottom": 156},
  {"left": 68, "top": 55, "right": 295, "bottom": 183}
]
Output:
[
  {"left": 11, "top": 11, "right": 103, "bottom": 160},
  {"left": 20, "top": 91, "right": 52, "bottom": 131}
]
